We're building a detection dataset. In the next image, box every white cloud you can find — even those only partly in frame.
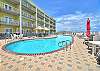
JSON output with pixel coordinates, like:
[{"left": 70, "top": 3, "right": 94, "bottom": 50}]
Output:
[{"left": 56, "top": 11, "right": 100, "bottom": 32}]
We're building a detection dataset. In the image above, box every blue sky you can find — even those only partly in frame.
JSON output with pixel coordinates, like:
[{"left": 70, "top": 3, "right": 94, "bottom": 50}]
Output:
[{"left": 32, "top": 0, "right": 100, "bottom": 32}]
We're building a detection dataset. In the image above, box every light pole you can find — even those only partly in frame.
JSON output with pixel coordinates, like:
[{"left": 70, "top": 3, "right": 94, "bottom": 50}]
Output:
[{"left": 20, "top": 0, "right": 22, "bottom": 35}]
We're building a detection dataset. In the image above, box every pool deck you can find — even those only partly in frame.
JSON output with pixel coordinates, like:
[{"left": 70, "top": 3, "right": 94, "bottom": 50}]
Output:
[{"left": 0, "top": 36, "right": 100, "bottom": 71}]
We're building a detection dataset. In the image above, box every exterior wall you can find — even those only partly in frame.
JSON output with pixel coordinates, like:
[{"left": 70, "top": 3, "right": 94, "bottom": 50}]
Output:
[{"left": 0, "top": 0, "right": 56, "bottom": 35}]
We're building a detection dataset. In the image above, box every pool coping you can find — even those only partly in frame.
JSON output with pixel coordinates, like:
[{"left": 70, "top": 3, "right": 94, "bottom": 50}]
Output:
[{"left": 2, "top": 35, "right": 74, "bottom": 56}]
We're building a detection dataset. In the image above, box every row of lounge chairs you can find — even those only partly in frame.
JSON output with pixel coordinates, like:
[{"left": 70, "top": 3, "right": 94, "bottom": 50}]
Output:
[
  {"left": 82, "top": 36, "right": 100, "bottom": 65},
  {"left": 10, "top": 34, "right": 23, "bottom": 40}
]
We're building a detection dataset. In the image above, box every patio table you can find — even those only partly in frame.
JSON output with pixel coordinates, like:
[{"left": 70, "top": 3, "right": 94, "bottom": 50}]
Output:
[{"left": 88, "top": 41, "right": 100, "bottom": 56}]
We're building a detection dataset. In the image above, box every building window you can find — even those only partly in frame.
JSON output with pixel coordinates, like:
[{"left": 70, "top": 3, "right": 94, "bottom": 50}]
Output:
[
  {"left": 5, "top": 4, "right": 8, "bottom": 10},
  {"left": 9, "top": 18, "right": 13, "bottom": 24},
  {"left": 4, "top": 17, "right": 9, "bottom": 23},
  {"left": 4, "top": 17, "right": 13, "bottom": 24},
  {"left": 5, "top": 28, "right": 12, "bottom": 34},
  {"left": 9, "top": 6, "right": 12, "bottom": 10},
  {"left": 4, "top": 4, "right": 12, "bottom": 11}
]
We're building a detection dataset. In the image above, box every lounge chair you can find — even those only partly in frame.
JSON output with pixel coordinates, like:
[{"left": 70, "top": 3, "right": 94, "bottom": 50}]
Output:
[{"left": 18, "top": 34, "right": 23, "bottom": 39}]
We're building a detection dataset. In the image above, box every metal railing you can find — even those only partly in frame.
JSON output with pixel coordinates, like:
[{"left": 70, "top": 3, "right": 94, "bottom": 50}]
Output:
[
  {"left": 58, "top": 40, "right": 71, "bottom": 49},
  {"left": 7, "top": 0, "right": 19, "bottom": 4},
  {"left": 0, "top": 1, "right": 19, "bottom": 15},
  {"left": 0, "top": 18, "right": 19, "bottom": 26}
]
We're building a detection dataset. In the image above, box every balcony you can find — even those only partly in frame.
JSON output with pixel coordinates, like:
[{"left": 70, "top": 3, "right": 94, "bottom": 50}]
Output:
[
  {"left": 37, "top": 23, "right": 44, "bottom": 28},
  {"left": 37, "top": 18, "right": 44, "bottom": 23},
  {"left": 32, "top": 24, "right": 36, "bottom": 29},
  {"left": 0, "top": 18, "right": 19, "bottom": 26},
  {"left": 45, "top": 21, "right": 49, "bottom": 25},
  {"left": 37, "top": 14, "right": 44, "bottom": 19},
  {"left": 37, "top": 12, "right": 44, "bottom": 17},
  {"left": 6, "top": 0, "right": 20, "bottom": 4},
  {"left": 45, "top": 18, "right": 49, "bottom": 22},
  {"left": 22, "top": 1, "right": 36, "bottom": 14},
  {"left": 0, "top": 2, "right": 19, "bottom": 16},
  {"left": 22, "top": 16, "right": 36, "bottom": 22},
  {"left": 45, "top": 26, "right": 49, "bottom": 29},
  {"left": 28, "top": 23, "right": 35, "bottom": 28},
  {"left": 22, "top": 22, "right": 36, "bottom": 28}
]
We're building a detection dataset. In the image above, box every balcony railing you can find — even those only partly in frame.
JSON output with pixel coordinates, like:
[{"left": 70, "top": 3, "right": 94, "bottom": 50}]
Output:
[
  {"left": 0, "top": 18, "right": 36, "bottom": 28},
  {"left": 22, "top": 1, "right": 36, "bottom": 14},
  {"left": 37, "top": 14, "right": 44, "bottom": 19},
  {"left": 45, "top": 21, "right": 49, "bottom": 24},
  {"left": 37, "top": 13, "right": 44, "bottom": 17},
  {"left": 0, "top": 2, "right": 19, "bottom": 16},
  {"left": 37, "top": 18, "right": 44, "bottom": 22},
  {"left": 22, "top": 22, "right": 36, "bottom": 28},
  {"left": 22, "top": 16, "right": 36, "bottom": 22},
  {"left": 0, "top": 18, "right": 19, "bottom": 26},
  {"left": 6, "top": 0, "right": 19, "bottom": 4}
]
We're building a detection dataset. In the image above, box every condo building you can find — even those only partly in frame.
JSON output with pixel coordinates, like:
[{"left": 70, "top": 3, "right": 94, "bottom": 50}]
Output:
[{"left": 0, "top": 0, "right": 56, "bottom": 36}]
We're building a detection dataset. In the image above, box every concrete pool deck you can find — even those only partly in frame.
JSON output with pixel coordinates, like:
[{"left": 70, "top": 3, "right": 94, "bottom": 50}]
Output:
[{"left": 0, "top": 36, "right": 100, "bottom": 71}]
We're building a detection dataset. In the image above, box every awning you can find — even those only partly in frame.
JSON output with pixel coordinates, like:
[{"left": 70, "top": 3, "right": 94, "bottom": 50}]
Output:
[
  {"left": 44, "top": 27, "right": 49, "bottom": 31},
  {"left": 35, "top": 26, "right": 44, "bottom": 30}
]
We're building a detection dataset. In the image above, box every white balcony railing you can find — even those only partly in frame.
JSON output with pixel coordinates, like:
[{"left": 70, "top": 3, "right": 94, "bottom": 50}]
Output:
[
  {"left": 0, "top": 2, "right": 19, "bottom": 16},
  {"left": 7, "top": 0, "right": 19, "bottom": 4},
  {"left": 22, "top": 0, "right": 36, "bottom": 13},
  {"left": 0, "top": 18, "right": 19, "bottom": 26}
]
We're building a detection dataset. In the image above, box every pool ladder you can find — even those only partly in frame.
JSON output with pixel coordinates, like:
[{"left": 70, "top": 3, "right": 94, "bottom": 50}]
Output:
[{"left": 58, "top": 40, "right": 71, "bottom": 50}]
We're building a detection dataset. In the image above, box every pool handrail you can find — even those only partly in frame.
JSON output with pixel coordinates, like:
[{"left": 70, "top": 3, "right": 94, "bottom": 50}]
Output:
[{"left": 58, "top": 40, "right": 71, "bottom": 47}]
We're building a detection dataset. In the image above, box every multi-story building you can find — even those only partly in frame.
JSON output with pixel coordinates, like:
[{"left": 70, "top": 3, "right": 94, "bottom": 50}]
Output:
[{"left": 0, "top": 0, "right": 56, "bottom": 36}]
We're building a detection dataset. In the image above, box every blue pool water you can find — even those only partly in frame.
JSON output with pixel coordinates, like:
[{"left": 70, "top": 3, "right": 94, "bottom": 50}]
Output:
[{"left": 5, "top": 35, "right": 72, "bottom": 54}]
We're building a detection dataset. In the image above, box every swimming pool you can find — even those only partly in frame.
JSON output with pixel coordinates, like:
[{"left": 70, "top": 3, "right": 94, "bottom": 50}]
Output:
[{"left": 4, "top": 35, "right": 73, "bottom": 55}]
